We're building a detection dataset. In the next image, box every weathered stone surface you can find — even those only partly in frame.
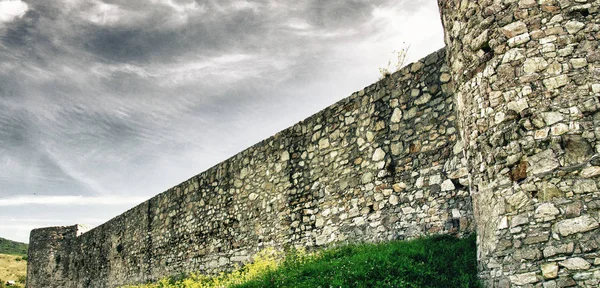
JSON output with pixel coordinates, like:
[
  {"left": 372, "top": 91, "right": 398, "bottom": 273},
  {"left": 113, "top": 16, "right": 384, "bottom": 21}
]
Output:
[
  {"left": 507, "top": 98, "right": 529, "bottom": 113},
  {"left": 539, "top": 183, "right": 563, "bottom": 201},
  {"left": 372, "top": 148, "right": 386, "bottom": 162},
  {"left": 543, "top": 75, "right": 569, "bottom": 90},
  {"left": 524, "top": 57, "right": 549, "bottom": 74},
  {"left": 541, "top": 112, "right": 564, "bottom": 126},
  {"left": 439, "top": 0, "right": 600, "bottom": 286},
  {"left": 575, "top": 181, "right": 597, "bottom": 196},
  {"left": 518, "top": 0, "right": 536, "bottom": 9},
  {"left": 510, "top": 161, "right": 529, "bottom": 182},
  {"left": 535, "top": 203, "right": 560, "bottom": 221},
  {"left": 565, "top": 20, "right": 585, "bottom": 34},
  {"left": 563, "top": 136, "right": 592, "bottom": 166},
  {"left": 555, "top": 216, "right": 599, "bottom": 236},
  {"left": 559, "top": 258, "right": 591, "bottom": 270},
  {"left": 388, "top": 194, "right": 398, "bottom": 205},
  {"left": 319, "top": 138, "right": 330, "bottom": 149},
  {"left": 570, "top": 58, "right": 587, "bottom": 69},
  {"left": 528, "top": 149, "right": 560, "bottom": 175},
  {"left": 507, "top": 191, "right": 530, "bottom": 209},
  {"left": 543, "top": 243, "right": 574, "bottom": 258},
  {"left": 390, "top": 108, "right": 402, "bottom": 123},
  {"left": 511, "top": 214, "right": 529, "bottom": 227},
  {"left": 510, "top": 272, "right": 539, "bottom": 285},
  {"left": 501, "top": 21, "right": 528, "bottom": 38},
  {"left": 441, "top": 179, "right": 455, "bottom": 191},
  {"left": 581, "top": 166, "right": 600, "bottom": 178},
  {"left": 541, "top": 262, "right": 559, "bottom": 279}
]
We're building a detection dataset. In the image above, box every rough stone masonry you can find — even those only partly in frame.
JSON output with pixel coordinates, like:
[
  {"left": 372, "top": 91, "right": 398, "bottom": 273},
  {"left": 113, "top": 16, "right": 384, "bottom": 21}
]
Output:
[
  {"left": 439, "top": 0, "right": 600, "bottom": 287},
  {"left": 27, "top": 1, "right": 600, "bottom": 287}
]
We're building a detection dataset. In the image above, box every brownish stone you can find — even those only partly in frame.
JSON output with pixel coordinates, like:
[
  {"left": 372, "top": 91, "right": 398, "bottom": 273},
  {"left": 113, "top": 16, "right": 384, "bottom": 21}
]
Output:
[{"left": 510, "top": 160, "right": 528, "bottom": 182}]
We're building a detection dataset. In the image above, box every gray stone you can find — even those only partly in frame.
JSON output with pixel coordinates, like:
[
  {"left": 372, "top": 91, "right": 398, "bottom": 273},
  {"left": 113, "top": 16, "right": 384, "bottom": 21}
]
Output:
[
  {"left": 581, "top": 166, "right": 600, "bottom": 178},
  {"left": 570, "top": 58, "right": 587, "bottom": 69},
  {"left": 315, "top": 217, "right": 324, "bottom": 227},
  {"left": 511, "top": 214, "right": 529, "bottom": 227},
  {"left": 541, "top": 112, "right": 564, "bottom": 126},
  {"left": 543, "top": 243, "right": 574, "bottom": 258},
  {"left": 440, "top": 179, "right": 455, "bottom": 191},
  {"left": 550, "top": 123, "right": 569, "bottom": 136},
  {"left": 563, "top": 135, "right": 592, "bottom": 166},
  {"left": 555, "top": 215, "right": 599, "bottom": 236},
  {"left": 507, "top": 98, "right": 529, "bottom": 113},
  {"left": 535, "top": 203, "right": 560, "bottom": 221},
  {"left": 509, "top": 33, "right": 530, "bottom": 47},
  {"left": 470, "top": 29, "right": 489, "bottom": 51},
  {"left": 388, "top": 194, "right": 398, "bottom": 206},
  {"left": 565, "top": 20, "right": 585, "bottom": 34},
  {"left": 372, "top": 148, "right": 386, "bottom": 161},
  {"left": 281, "top": 151, "right": 290, "bottom": 162},
  {"left": 572, "top": 179, "right": 597, "bottom": 194},
  {"left": 506, "top": 191, "right": 530, "bottom": 209},
  {"left": 509, "top": 272, "right": 539, "bottom": 285},
  {"left": 502, "top": 48, "right": 525, "bottom": 63},
  {"left": 539, "top": 183, "right": 563, "bottom": 201},
  {"left": 501, "top": 21, "right": 528, "bottom": 38},
  {"left": 362, "top": 172, "right": 373, "bottom": 184},
  {"left": 559, "top": 257, "right": 591, "bottom": 270},
  {"left": 319, "top": 138, "right": 330, "bottom": 149},
  {"left": 414, "top": 93, "right": 431, "bottom": 105},
  {"left": 543, "top": 75, "right": 569, "bottom": 90},
  {"left": 453, "top": 141, "right": 463, "bottom": 155},
  {"left": 440, "top": 73, "right": 451, "bottom": 83},
  {"left": 524, "top": 57, "right": 548, "bottom": 74},
  {"left": 519, "top": 0, "right": 536, "bottom": 8},
  {"left": 391, "top": 108, "right": 402, "bottom": 123},
  {"left": 528, "top": 149, "right": 560, "bottom": 175},
  {"left": 448, "top": 167, "right": 468, "bottom": 179},
  {"left": 391, "top": 142, "right": 403, "bottom": 156}
]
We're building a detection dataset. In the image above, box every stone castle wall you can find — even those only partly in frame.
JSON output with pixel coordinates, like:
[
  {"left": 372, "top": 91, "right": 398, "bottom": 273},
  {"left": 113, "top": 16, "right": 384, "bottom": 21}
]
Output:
[
  {"left": 27, "top": 1, "right": 600, "bottom": 287},
  {"left": 439, "top": 0, "right": 600, "bottom": 287},
  {"left": 27, "top": 49, "right": 475, "bottom": 288}
]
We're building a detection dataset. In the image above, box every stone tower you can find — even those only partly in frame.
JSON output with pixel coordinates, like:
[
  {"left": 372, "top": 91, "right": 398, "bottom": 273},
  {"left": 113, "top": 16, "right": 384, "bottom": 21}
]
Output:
[{"left": 439, "top": 0, "right": 600, "bottom": 287}]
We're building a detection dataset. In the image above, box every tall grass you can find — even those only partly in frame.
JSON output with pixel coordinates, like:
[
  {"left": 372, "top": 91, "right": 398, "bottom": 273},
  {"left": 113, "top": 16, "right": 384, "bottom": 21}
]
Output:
[{"left": 124, "top": 234, "right": 480, "bottom": 288}]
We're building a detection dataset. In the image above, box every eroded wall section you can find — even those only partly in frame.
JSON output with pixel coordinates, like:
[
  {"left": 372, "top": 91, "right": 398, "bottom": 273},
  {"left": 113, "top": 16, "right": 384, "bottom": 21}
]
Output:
[{"left": 27, "top": 49, "right": 473, "bottom": 288}]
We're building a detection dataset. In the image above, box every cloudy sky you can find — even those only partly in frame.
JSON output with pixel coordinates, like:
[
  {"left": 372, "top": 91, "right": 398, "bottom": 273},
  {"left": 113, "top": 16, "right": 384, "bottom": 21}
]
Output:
[{"left": 0, "top": 0, "right": 444, "bottom": 243}]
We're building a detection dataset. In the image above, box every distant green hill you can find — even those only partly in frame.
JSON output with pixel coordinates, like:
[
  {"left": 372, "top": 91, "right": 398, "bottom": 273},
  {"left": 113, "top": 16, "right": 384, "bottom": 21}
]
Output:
[{"left": 0, "top": 237, "right": 28, "bottom": 256}]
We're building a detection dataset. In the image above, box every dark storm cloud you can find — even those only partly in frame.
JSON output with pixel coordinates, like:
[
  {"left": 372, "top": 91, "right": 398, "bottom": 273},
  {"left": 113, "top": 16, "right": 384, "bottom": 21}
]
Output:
[
  {"left": 3, "top": 0, "right": 395, "bottom": 65},
  {"left": 0, "top": 0, "right": 444, "bottom": 242}
]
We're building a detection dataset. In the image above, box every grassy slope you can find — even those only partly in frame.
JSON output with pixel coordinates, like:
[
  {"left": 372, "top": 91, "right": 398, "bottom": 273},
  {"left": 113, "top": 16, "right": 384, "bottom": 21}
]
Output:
[
  {"left": 0, "top": 238, "right": 28, "bottom": 287},
  {"left": 126, "top": 234, "right": 480, "bottom": 288},
  {"left": 0, "top": 238, "right": 28, "bottom": 256},
  {"left": 0, "top": 253, "right": 27, "bottom": 285}
]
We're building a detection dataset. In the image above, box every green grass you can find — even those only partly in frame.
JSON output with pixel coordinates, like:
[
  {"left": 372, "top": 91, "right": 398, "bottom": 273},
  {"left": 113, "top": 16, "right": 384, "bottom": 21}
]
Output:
[
  {"left": 0, "top": 253, "right": 27, "bottom": 288},
  {"left": 0, "top": 237, "right": 28, "bottom": 256},
  {"left": 125, "top": 234, "right": 480, "bottom": 288}
]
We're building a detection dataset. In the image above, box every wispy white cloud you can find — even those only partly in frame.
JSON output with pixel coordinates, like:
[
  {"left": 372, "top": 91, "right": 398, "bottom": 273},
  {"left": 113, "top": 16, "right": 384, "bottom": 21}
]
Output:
[
  {"left": 0, "top": 195, "right": 147, "bottom": 206},
  {"left": 0, "top": 0, "right": 29, "bottom": 24}
]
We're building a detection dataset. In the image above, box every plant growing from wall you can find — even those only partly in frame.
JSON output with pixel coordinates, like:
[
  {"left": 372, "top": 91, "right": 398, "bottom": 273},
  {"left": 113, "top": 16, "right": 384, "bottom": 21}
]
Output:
[{"left": 379, "top": 43, "right": 410, "bottom": 79}]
